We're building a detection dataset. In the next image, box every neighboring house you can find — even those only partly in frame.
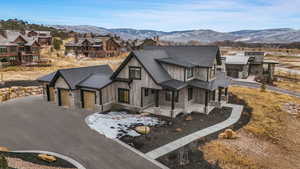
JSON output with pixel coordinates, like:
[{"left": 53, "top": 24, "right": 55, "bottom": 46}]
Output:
[
  {"left": 65, "top": 35, "right": 122, "bottom": 58},
  {"left": 127, "top": 36, "right": 162, "bottom": 50},
  {"left": 26, "top": 30, "right": 52, "bottom": 46},
  {"left": 225, "top": 55, "right": 250, "bottom": 79},
  {"left": 38, "top": 46, "right": 231, "bottom": 118},
  {"left": 245, "top": 52, "right": 278, "bottom": 82},
  {"left": 0, "top": 29, "right": 40, "bottom": 65}
]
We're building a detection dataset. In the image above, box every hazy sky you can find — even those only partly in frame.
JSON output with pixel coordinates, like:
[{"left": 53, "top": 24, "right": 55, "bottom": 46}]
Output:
[{"left": 1, "top": 0, "right": 299, "bottom": 32}]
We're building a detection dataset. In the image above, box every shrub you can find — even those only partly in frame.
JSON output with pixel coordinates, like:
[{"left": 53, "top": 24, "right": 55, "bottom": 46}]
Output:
[
  {"left": 260, "top": 83, "right": 266, "bottom": 92},
  {"left": 53, "top": 38, "right": 63, "bottom": 50},
  {"left": 0, "top": 154, "right": 8, "bottom": 169}
]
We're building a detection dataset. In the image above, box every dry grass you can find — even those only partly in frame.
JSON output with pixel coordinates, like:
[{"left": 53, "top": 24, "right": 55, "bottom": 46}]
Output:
[
  {"left": 201, "top": 87, "right": 300, "bottom": 169},
  {"left": 274, "top": 80, "right": 300, "bottom": 93}
]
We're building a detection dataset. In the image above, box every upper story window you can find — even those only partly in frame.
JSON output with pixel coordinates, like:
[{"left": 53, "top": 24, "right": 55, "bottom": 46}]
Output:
[
  {"left": 129, "top": 66, "right": 141, "bottom": 80},
  {"left": 0, "top": 47, "right": 8, "bottom": 53},
  {"left": 186, "top": 68, "right": 194, "bottom": 79}
]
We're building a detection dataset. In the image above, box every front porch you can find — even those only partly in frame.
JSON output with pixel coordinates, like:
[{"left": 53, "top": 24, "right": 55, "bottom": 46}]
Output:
[{"left": 141, "top": 87, "right": 229, "bottom": 118}]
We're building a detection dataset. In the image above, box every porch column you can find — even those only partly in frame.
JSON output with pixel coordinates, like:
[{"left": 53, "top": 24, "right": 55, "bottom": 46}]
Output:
[
  {"left": 205, "top": 90, "right": 209, "bottom": 113},
  {"left": 218, "top": 88, "right": 222, "bottom": 102},
  {"left": 155, "top": 90, "right": 159, "bottom": 107},
  {"left": 225, "top": 88, "right": 228, "bottom": 96},
  {"left": 171, "top": 90, "right": 175, "bottom": 118}
]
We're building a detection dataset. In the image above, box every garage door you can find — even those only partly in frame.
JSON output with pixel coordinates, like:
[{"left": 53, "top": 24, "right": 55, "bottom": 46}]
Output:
[
  {"left": 83, "top": 91, "right": 96, "bottom": 110},
  {"left": 60, "top": 89, "right": 71, "bottom": 107},
  {"left": 49, "top": 87, "right": 56, "bottom": 102}
]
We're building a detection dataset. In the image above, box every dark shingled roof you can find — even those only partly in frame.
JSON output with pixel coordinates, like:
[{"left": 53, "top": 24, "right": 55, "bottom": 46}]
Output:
[
  {"left": 160, "top": 79, "right": 187, "bottom": 90},
  {"left": 77, "top": 73, "right": 112, "bottom": 89},
  {"left": 145, "top": 46, "right": 221, "bottom": 67},
  {"left": 37, "top": 65, "right": 113, "bottom": 89},
  {"left": 188, "top": 72, "right": 231, "bottom": 90},
  {"left": 132, "top": 50, "right": 172, "bottom": 84}
]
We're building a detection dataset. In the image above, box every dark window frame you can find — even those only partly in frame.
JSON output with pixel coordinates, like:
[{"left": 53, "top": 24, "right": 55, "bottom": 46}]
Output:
[
  {"left": 118, "top": 88, "right": 130, "bottom": 104},
  {"left": 186, "top": 67, "right": 194, "bottom": 79},
  {"left": 129, "top": 66, "right": 141, "bottom": 80},
  {"left": 188, "top": 88, "right": 193, "bottom": 101},
  {"left": 144, "top": 88, "right": 149, "bottom": 96}
]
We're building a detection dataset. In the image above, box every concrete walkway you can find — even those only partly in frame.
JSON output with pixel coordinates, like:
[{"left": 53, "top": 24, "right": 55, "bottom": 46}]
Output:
[
  {"left": 146, "top": 104, "right": 243, "bottom": 159},
  {"left": 232, "top": 80, "right": 300, "bottom": 98}
]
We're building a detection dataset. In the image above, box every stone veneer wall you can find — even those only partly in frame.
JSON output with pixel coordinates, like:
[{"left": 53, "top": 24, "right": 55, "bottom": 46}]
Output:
[{"left": 0, "top": 86, "right": 43, "bottom": 102}]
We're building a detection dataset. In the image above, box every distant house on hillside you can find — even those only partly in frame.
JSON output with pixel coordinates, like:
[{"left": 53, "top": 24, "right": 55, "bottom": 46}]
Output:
[
  {"left": 38, "top": 46, "right": 231, "bottom": 118},
  {"left": 0, "top": 29, "right": 40, "bottom": 65},
  {"left": 64, "top": 34, "right": 122, "bottom": 58},
  {"left": 127, "top": 36, "right": 163, "bottom": 50},
  {"left": 26, "top": 30, "right": 52, "bottom": 46}
]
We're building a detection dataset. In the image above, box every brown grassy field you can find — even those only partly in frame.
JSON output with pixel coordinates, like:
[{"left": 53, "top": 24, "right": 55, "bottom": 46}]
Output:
[{"left": 201, "top": 87, "right": 300, "bottom": 169}]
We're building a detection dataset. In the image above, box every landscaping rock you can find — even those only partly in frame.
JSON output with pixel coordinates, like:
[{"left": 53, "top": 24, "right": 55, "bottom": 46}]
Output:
[
  {"left": 218, "top": 129, "right": 238, "bottom": 139},
  {"left": 185, "top": 115, "right": 193, "bottom": 121},
  {"left": 175, "top": 128, "right": 183, "bottom": 132},
  {"left": 0, "top": 147, "right": 9, "bottom": 152},
  {"left": 135, "top": 126, "right": 150, "bottom": 135},
  {"left": 37, "top": 154, "right": 57, "bottom": 163}
]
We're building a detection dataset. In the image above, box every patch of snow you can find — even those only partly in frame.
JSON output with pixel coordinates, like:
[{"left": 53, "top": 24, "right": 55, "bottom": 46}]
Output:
[{"left": 86, "top": 111, "right": 164, "bottom": 139}]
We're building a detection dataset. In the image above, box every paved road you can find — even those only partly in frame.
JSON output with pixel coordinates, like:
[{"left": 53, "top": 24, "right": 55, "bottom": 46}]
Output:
[
  {"left": 232, "top": 80, "right": 300, "bottom": 98},
  {"left": 0, "top": 96, "right": 162, "bottom": 169},
  {"left": 146, "top": 104, "right": 243, "bottom": 159}
]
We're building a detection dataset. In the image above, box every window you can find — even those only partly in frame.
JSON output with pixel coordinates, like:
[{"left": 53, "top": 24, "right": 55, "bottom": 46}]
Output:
[
  {"left": 165, "top": 91, "right": 179, "bottom": 102},
  {"left": 10, "top": 47, "right": 17, "bottom": 52},
  {"left": 10, "top": 56, "right": 16, "bottom": 61},
  {"left": 144, "top": 88, "right": 149, "bottom": 96},
  {"left": 188, "top": 88, "right": 193, "bottom": 101},
  {"left": 186, "top": 68, "right": 194, "bottom": 79},
  {"left": 0, "top": 47, "right": 7, "bottom": 53},
  {"left": 118, "top": 88, "right": 130, "bottom": 104},
  {"left": 151, "top": 89, "right": 155, "bottom": 94},
  {"left": 129, "top": 66, "right": 141, "bottom": 80}
]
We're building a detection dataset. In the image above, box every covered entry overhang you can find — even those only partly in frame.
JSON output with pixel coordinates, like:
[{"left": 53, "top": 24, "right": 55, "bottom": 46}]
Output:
[{"left": 142, "top": 73, "right": 231, "bottom": 118}]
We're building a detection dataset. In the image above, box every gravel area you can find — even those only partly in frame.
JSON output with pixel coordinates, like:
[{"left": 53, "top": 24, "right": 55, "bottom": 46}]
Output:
[{"left": 121, "top": 107, "right": 232, "bottom": 153}]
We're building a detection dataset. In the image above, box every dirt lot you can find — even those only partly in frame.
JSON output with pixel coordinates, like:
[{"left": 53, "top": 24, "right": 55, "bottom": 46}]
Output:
[
  {"left": 265, "top": 55, "right": 300, "bottom": 70},
  {"left": 121, "top": 107, "right": 232, "bottom": 153},
  {"left": 200, "top": 87, "right": 300, "bottom": 169}
]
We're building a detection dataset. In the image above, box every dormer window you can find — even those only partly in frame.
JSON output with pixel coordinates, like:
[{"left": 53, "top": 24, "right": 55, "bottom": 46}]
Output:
[
  {"left": 129, "top": 66, "right": 141, "bottom": 80},
  {"left": 186, "top": 67, "right": 194, "bottom": 79}
]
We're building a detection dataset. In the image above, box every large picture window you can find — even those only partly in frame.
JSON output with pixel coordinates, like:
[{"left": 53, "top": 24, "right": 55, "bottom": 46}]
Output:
[
  {"left": 165, "top": 91, "right": 179, "bottom": 102},
  {"left": 0, "top": 47, "right": 8, "bottom": 53},
  {"left": 118, "top": 88, "right": 130, "bottom": 104},
  {"left": 129, "top": 66, "right": 141, "bottom": 80},
  {"left": 186, "top": 68, "right": 194, "bottom": 79}
]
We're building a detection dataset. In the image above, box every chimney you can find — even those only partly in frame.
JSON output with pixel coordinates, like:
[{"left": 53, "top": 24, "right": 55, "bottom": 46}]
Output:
[{"left": 0, "top": 29, "right": 7, "bottom": 38}]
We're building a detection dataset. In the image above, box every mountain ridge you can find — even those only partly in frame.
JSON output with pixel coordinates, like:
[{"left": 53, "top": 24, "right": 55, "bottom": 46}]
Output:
[{"left": 53, "top": 25, "right": 300, "bottom": 43}]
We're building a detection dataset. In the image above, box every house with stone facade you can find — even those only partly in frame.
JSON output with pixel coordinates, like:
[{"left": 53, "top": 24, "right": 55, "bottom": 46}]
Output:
[{"left": 38, "top": 46, "right": 231, "bottom": 118}]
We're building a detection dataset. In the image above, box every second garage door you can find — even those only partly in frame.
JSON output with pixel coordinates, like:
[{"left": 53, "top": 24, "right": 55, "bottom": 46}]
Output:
[
  {"left": 83, "top": 90, "right": 96, "bottom": 110},
  {"left": 60, "top": 89, "right": 71, "bottom": 107}
]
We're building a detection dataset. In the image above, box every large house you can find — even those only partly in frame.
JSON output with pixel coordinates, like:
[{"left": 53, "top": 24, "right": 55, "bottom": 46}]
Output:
[
  {"left": 225, "top": 52, "right": 278, "bottom": 83},
  {"left": 0, "top": 30, "right": 40, "bottom": 65},
  {"left": 65, "top": 35, "right": 122, "bottom": 58},
  {"left": 38, "top": 46, "right": 231, "bottom": 118}
]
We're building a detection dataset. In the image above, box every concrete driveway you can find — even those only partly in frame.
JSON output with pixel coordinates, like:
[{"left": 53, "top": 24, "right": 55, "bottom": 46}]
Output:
[{"left": 0, "top": 96, "right": 161, "bottom": 169}]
